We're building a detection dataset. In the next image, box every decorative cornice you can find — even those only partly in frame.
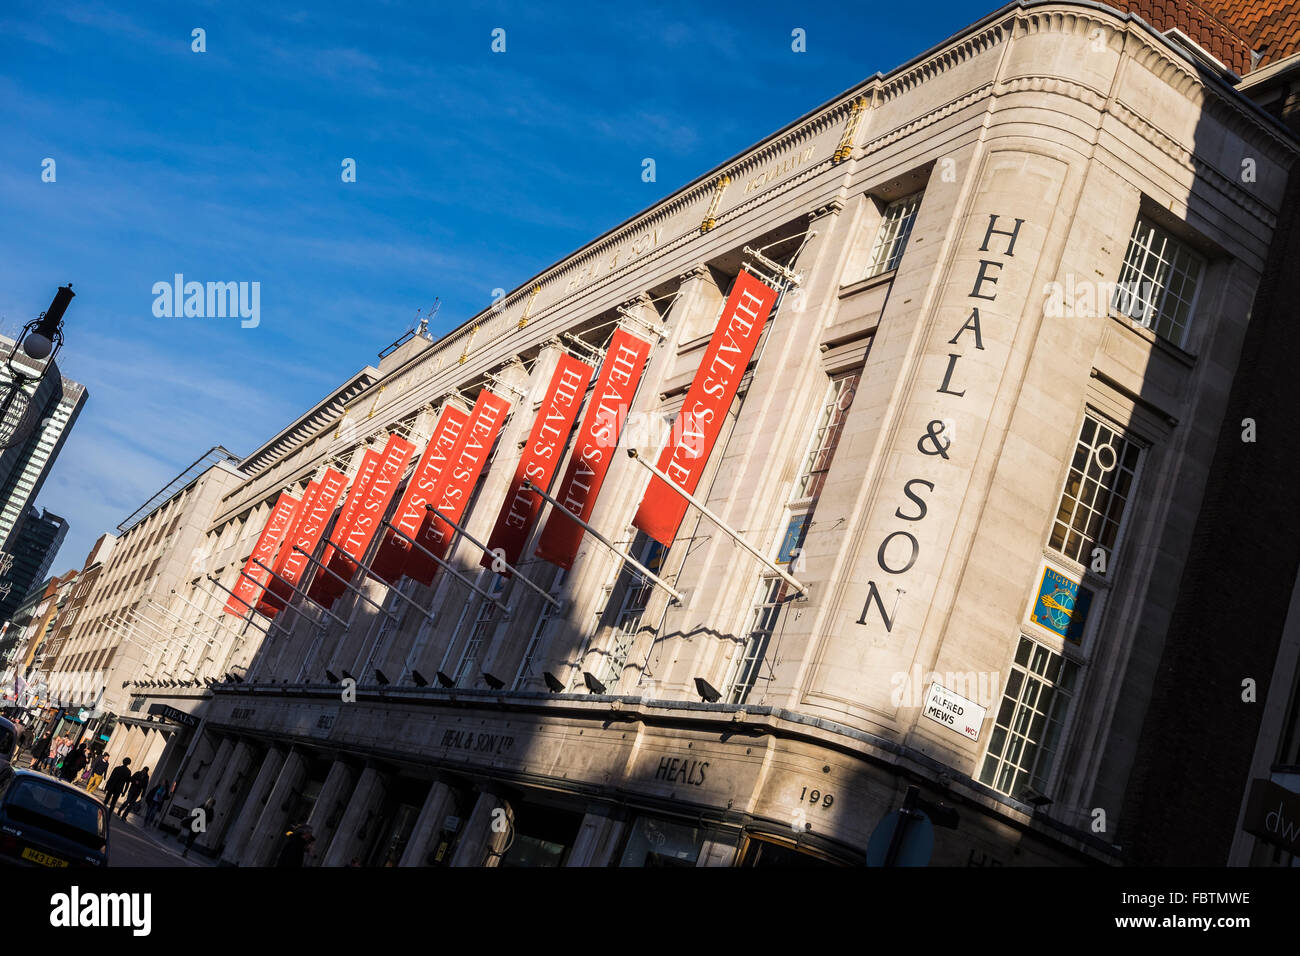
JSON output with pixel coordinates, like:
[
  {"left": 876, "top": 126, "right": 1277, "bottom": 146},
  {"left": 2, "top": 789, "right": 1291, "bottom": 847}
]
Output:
[
  {"left": 878, "top": 21, "right": 1008, "bottom": 103},
  {"left": 996, "top": 74, "right": 1107, "bottom": 112},
  {"left": 861, "top": 83, "right": 994, "bottom": 157}
]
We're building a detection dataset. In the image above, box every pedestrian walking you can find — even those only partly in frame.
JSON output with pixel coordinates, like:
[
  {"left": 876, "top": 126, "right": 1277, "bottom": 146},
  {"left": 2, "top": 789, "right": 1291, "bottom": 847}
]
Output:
[
  {"left": 30, "top": 733, "right": 50, "bottom": 770},
  {"left": 54, "top": 736, "right": 71, "bottom": 774},
  {"left": 41, "top": 736, "right": 60, "bottom": 772},
  {"left": 144, "top": 779, "right": 169, "bottom": 827},
  {"left": 103, "top": 757, "right": 132, "bottom": 812},
  {"left": 182, "top": 796, "right": 215, "bottom": 857},
  {"left": 275, "top": 823, "right": 315, "bottom": 867},
  {"left": 120, "top": 766, "right": 150, "bottom": 819},
  {"left": 85, "top": 752, "right": 109, "bottom": 792},
  {"left": 59, "top": 743, "right": 88, "bottom": 783}
]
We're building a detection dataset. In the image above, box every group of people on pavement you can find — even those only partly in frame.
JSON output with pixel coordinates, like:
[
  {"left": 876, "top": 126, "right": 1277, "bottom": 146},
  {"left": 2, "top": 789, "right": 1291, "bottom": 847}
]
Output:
[
  {"left": 101, "top": 756, "right": 172, "bottom": 826},
  {"left": 18, "top": 727, "right": 325, "bottom": 864},
  {"left": 26, "top": 731, "right": 106, "bottom": 787}
]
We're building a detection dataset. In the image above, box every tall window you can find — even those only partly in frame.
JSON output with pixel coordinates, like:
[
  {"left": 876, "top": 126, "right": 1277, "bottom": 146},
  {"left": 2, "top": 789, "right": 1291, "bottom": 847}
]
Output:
[
  {"left": 360, "top": 582, "right": 410, "bottom": 675},
  {"left": 980, "top": 636, "right": 1079, "bottom": 798},
  {"left": 453, "top": 576, "right": 505, "bottom": 687},
  {"left": 727, "top": 578, "right": 785, "bottom": 704},
  {"left": 590, "top": 535, "right": 665, "bottom": 691},
  {"left": 865, "top": 192, "right": 922, "bottom": 278},
  {"left": 726, "top": 367, "right": 860, "bottom": 704},
  {"left": 795, "top": 370, "right": 860, "bottom": 500},
  {"left": 1111, "top": 215, "right": 1204, "bottom": 347},
  {"left": 513, "top": 570, "right": 566, "bottom": 691},
  {"left": 1049, "top": 413, "right": 1142, "bottom": 569}
]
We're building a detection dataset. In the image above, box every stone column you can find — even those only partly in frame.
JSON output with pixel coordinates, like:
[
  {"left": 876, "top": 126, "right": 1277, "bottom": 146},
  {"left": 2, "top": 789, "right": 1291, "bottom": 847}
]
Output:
[
  {"left": 137, "top": 730, "right": 170, "bottom": 779},
  {"left": 174, "top": 734, "right": 231, "bottom": 811},
  {"left": 320, "top": 765, "right": 389, "bottom": 867},
  {"left": 239, "top": 747, "right": 309, "bottom": 868},
  {"left": 219, "top": 747, "right": 285, "bottom": 867},
  {"left": 305, "top": 759, "right": 359, "bottom": 862},
  {"left": 103, "top": 723, "right": 128, "bottom": 763},
  {"left": 119, "top": 725, "right": 148, "bottom": 767},
  {"left": 397, "top": 779, "right": 457, "bottom": 867},
  {"left": 448, "top": 788, "right": 513, "bottom": 868},
  {"left": 202, "top": 739, "right": 256, "bottom": 849},
  {"left": 565, "top": 809, "right": 628, "bottom": 866}
]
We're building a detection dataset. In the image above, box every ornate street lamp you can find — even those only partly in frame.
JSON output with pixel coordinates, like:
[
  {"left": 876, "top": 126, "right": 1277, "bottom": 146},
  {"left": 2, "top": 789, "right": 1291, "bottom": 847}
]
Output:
[{"left": 0, "top": 284, "right": 74, "bottom": 450}]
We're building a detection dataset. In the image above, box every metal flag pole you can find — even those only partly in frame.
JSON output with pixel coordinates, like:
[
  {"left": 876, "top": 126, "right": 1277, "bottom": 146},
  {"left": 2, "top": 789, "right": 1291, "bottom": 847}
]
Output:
[
  {"left": 210, "top": 572, "right": 319, "bottom": 632},
  {"left": 624, "top": 448, "right": 808, "bottom": 597},
  {"left": 419, "top": 503, "right": 560, "bottom": 610},
  {"left": 249, "top": 558, "right": 350, "bottom": 629},
  {"left": 146, "top": 600, "right": 219, "bottom": 648},
  {"left": 170, "top": 587, "right": 270, "bottom": 635},
  {"left": 521, "top": 478, "right": 683, "bottom": 604},
  {"left": 290, "top": 544, "right": 418, "bottom": 623},
  {"left": 194, "top": 577, "right": 292, "bottom": 680},
  {"left": 379, "top": 519, "right": 511, "bottom": 615},
  {"left": 102, "top": 615, "right": 164, "bottom": 657},
  {"left": 100, "top": 619, "right": 166, "bottom": 678},
  {"left": 145, "top": 599, "right": 221, "bottom": 669},
  {"left": 103, "top": 613, "right": 170, "bottom": 675}
]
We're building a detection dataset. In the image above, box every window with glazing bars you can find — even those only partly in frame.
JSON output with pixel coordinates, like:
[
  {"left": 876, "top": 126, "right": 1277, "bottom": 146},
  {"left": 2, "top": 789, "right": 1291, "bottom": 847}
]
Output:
[
  {"left": 1110, "top": 215, "right": 1204, "bottom": 347},
  {"left": 795, "top": 370, "right": 860, "bottom": 499},
  {"left": 591, "top": 536, "right": 665, "bottom": 691},
  {"left": 512, "top": 570, "right": 567, "bottom": 691},
  {"left": 979, "top": 636, "right": 1079, "bottom": 798},
  {"left": 453, "top": 576, "right": 504, "bottom": 686},
  {"left": 1049, "top": 414, "right": 1142, "bottom": 568},
  {"left": 728, "top": 577, "right": 788, "bottom": 705},
  {"left": 865, "top": 192, "right": 922, "bottom": 278}
]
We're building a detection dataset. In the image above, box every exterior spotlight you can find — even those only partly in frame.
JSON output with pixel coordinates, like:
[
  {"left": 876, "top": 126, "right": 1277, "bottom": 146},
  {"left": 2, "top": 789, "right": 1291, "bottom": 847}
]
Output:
[
  {"left": 694, "top": 677, "right": 721, "bottom": 702},
  {"left": 435, "top": 671, "right": 455, "bottom": 688},
  {"left": 482, "top": 672, "right": 504, "bottom": 690},
  {"left": 543, "top": 672, "right": 565, "bottom": 693},
  {"left": 583, "top": 672, "right": 606, "bottom": 695},
  {"left": 1023, "top": 788, "right": 1053, "bottom": 808},
  {"left": 326, "top": 669, "right": 340, "bottom": 684},
  {"left": 374, "top": 668, "right": 390, "bottom": 686},
  {"left": 341, "top": 669, "right": 356, "bottom": 682},
  {"left": 411, "top": 670, "right": 429, "bottom": 687}
]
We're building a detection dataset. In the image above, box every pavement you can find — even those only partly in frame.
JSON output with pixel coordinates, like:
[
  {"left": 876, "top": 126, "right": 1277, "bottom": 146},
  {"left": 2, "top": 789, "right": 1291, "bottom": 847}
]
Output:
[{"left": 14, "top": 749, "right": 213, "bottom": 867}]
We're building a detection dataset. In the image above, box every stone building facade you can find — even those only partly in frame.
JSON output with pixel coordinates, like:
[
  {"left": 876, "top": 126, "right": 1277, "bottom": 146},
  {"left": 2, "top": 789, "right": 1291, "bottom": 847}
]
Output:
[{"left": 86, "top": 2, "right": 1298, "bottom": 865}]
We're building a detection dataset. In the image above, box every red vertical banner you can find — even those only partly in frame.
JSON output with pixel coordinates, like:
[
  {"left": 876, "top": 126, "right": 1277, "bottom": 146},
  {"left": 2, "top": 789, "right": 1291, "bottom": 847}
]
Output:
[
  {"left": 257, "top": 481, "right": 321, "bottom": 617},
  {"left": 306, "top": 450, "right": 381, "bottom": 606},
  {"left": 370, "top": 403, "right": 471, "bottom": 584},
  {"left": 260, "top": 469, "right": 348, "bottom": 613},
  {"left": 225, "top": 492, "right": 300, "bottom": 616},
  {"left": 317, "top": 451, "right": 383, "bottom": 574},
  {"left": 633, "top": 271, "right": 777, "bottom": 546},
  {"left": 407, "top": 388, "right": 513, "bottom": 585},
  {"left": 315, "top": 433, "right": 415, "bottom": 604},
  {"left": 535, "top": 328, "right": 653, "bottom": 569},
  {"left": 481, "top": 353, "right": 594, "bottom": 572}
]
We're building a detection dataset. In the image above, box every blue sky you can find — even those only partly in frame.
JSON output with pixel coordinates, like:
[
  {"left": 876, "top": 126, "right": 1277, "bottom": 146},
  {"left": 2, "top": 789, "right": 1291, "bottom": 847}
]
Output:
[{"left": 0, "top": 0, "right": 995, "bottom": 571}]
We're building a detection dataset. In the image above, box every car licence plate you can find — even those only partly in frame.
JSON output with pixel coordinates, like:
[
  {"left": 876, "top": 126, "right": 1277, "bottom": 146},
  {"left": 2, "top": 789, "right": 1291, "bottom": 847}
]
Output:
[{"left": 20, "top": 847, "right": 69, "bottom": 867}]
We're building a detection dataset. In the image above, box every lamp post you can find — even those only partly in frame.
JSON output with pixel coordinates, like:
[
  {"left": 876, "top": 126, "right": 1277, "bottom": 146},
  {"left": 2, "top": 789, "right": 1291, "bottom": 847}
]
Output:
[{"left": 0, "top": 284, "right": 74, "bottom": 450}]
